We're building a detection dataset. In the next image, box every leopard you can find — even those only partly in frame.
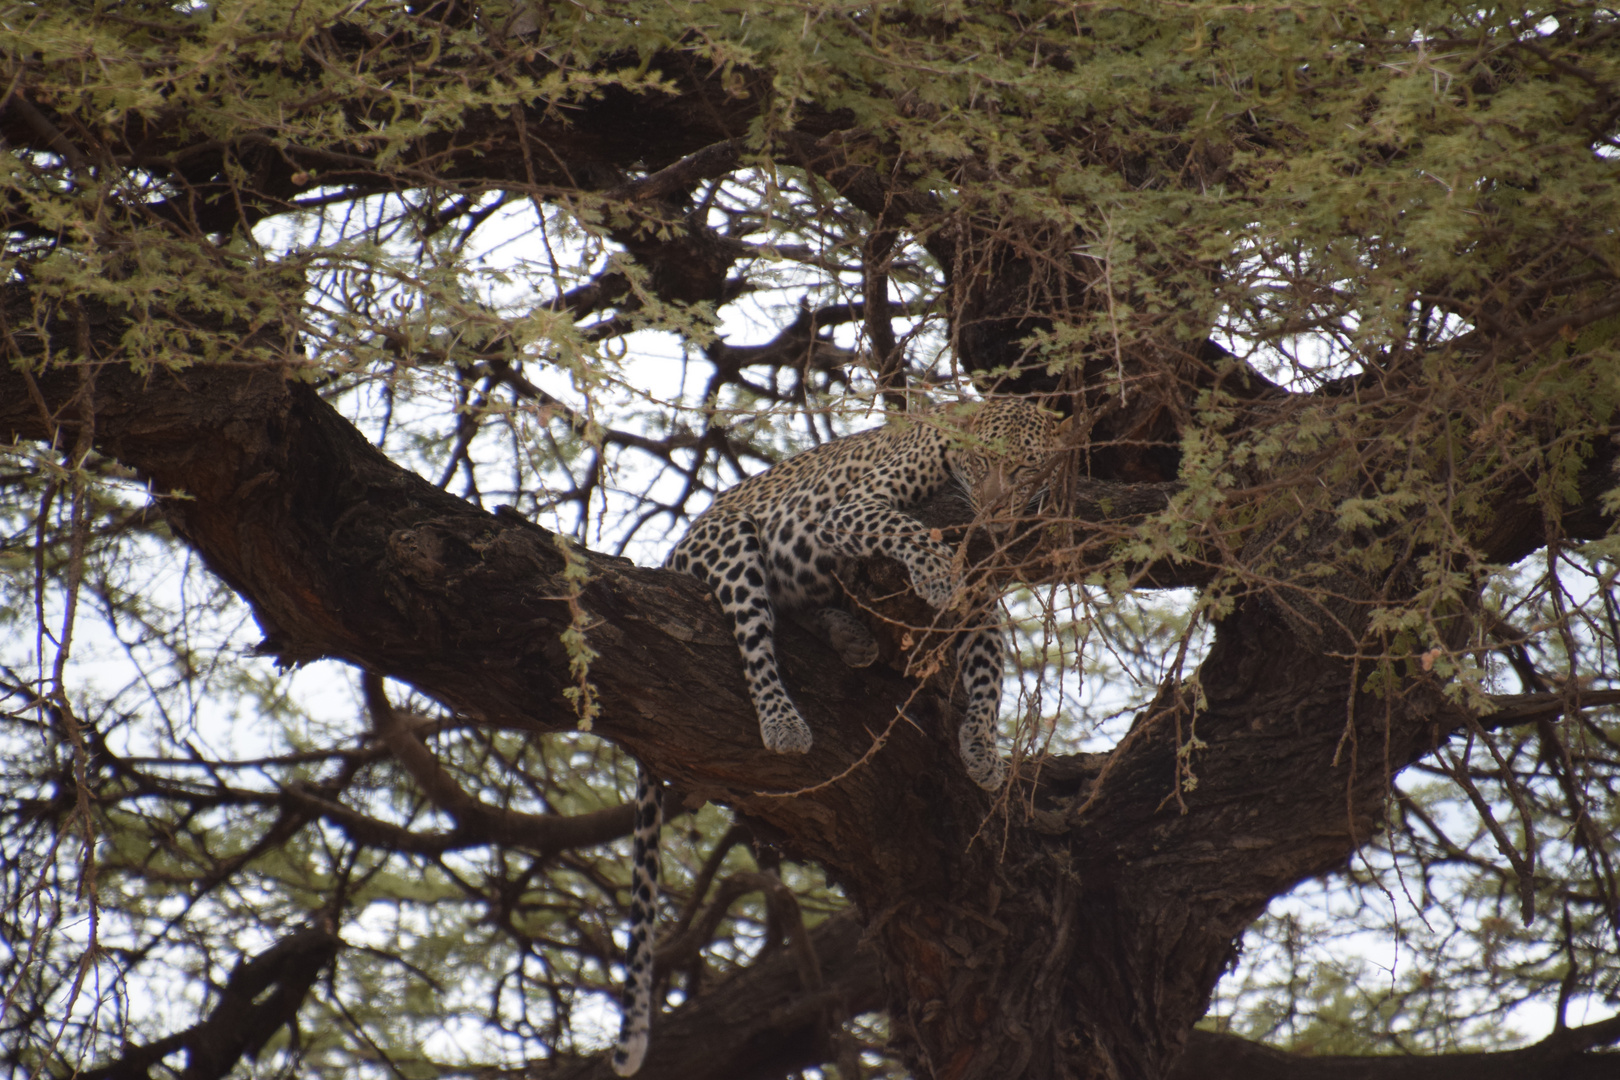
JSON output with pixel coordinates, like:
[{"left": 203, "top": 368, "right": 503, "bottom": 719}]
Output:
[{"left": 611, "top": 398, "right": 1070, "bottom": 1076}]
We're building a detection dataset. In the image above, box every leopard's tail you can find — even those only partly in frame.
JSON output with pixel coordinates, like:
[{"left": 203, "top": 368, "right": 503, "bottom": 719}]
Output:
[{"left": 611, "top": 763, "right": 662, "bottom": 1076}]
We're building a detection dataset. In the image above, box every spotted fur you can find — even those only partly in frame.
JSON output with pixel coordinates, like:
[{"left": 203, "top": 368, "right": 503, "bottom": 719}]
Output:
[{"left": 612, "top": 399, "right": 1066, "bottom": 1075}]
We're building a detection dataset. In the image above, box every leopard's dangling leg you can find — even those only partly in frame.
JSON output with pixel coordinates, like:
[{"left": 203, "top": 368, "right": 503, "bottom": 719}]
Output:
[
  {"left": 956, "top": 616, "right": 1008, "bottom": 791},
  {"left": 612, "top": 765, "right": 664, "bottom": 1076},
  {"left": 669, "top": 513, "right": 814, "bottom": 753}
]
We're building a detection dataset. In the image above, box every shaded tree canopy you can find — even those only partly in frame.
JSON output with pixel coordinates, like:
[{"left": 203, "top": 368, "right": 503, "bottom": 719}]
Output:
[{"left": 2, "top": 2, "right": 1619, "bottom": 1079}]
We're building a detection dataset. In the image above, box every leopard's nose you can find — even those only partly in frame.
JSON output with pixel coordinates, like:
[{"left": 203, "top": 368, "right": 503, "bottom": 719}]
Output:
[{"left": 971, "top": 466, "right": 1011, "bottom": 510}]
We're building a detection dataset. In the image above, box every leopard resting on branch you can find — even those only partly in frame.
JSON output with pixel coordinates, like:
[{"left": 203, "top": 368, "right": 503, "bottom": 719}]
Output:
[{"left": 612, "top": 397, "right": 1072, "bottom": 1075}]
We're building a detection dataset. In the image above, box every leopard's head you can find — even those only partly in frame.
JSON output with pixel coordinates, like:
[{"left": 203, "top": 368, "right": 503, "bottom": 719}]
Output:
[{"left": 945, "top": 399, "right": 1073, "bottom": 517}]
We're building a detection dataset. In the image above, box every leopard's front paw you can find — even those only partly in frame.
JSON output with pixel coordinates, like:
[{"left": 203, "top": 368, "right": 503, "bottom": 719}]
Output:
[{"left": 909, "top": 556, "right": 960, "bottom": 610}]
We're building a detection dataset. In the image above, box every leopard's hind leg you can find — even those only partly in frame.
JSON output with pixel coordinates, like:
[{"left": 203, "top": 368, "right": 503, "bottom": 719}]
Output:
[
  {"left": 956, "top": 618, "right": 1008, "bottom": 791},
  {"left": 797, "top": 607, "right": 879, "bottom": 668}
]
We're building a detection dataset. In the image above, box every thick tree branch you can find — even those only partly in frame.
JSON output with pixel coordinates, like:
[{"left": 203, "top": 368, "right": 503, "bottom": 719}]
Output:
[
  {"left": 1170, "top": 1022, "right": 1620, "bottom": 1080},
  {"left": 1477, "top": 690, "right": 1620, "bottom": 731}
]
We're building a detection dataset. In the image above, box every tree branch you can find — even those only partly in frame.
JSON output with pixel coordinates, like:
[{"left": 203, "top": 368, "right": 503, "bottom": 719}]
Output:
[
  {"left": 361, "top": 672, "right": 636, "bottom": 852},
  {"left": 78, "top": 925, "right": 342, "bottom": 1080},
  {"left": 1170, "top": 1021, "right": 1620, "bottom": 1080},
  {"left": 493, "top": 912, "right": 883, "bottom": 1080}
]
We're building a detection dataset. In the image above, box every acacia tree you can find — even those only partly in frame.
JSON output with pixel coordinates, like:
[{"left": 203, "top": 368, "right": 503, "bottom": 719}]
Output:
[{"left": 2, "top": 2, "right": 1619, "bottom": 1078}]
